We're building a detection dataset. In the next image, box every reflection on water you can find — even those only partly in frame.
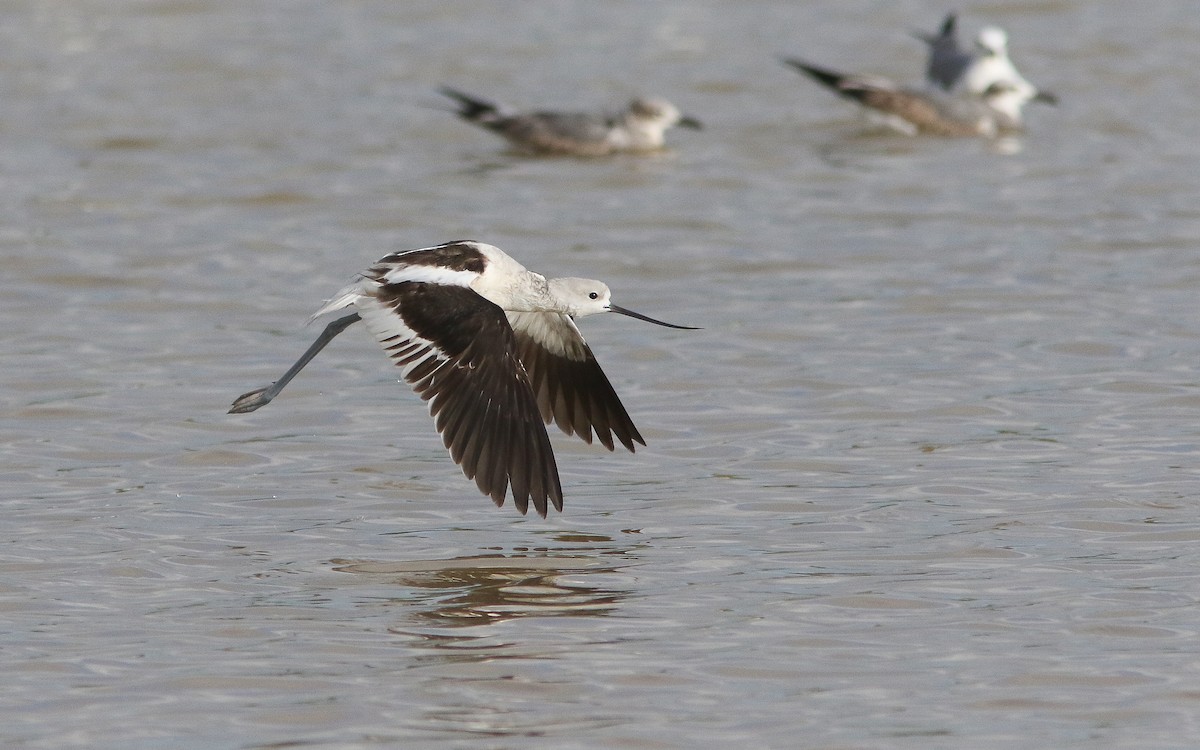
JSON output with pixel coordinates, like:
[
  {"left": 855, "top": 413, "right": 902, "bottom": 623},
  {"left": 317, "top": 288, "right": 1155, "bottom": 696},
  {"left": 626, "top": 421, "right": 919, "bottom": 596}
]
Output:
[
  {"left": 332, "top": 535, "right": 632, "bottom": 630},
  {"left": 328, "top": 537, "right": 646, "bottom": 740}
]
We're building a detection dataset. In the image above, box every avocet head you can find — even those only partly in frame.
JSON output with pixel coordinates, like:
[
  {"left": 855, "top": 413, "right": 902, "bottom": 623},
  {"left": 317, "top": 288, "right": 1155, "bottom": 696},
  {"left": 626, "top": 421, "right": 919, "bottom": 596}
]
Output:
[{"left": 549, "top": 278, "right": 699, "bottom": 328}]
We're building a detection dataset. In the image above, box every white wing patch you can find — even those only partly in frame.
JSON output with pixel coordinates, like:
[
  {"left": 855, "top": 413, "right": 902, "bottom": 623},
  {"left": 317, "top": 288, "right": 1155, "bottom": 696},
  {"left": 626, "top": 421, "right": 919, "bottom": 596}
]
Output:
[
  {"left": 310, "top": 248, "right": 483, "bottom": 322},
  {"left": 506, "top": 311, "right": 589, "bottom": 361},
  {"left": 379, "top": 263, "right": 478, "bottom": 288}
]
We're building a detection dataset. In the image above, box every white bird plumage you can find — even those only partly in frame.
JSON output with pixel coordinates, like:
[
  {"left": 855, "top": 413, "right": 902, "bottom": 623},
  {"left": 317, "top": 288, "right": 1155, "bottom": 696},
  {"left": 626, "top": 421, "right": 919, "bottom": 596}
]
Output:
[{"left": 916, "top": 14, "right": 1058, "bottom": 106}]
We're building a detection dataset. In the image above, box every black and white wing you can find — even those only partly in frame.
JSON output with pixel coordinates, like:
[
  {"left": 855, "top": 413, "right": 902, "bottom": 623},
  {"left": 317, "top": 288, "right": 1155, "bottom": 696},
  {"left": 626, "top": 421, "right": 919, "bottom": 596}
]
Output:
[
  {"left": 507, "top": 311, "right": 645, "bottom": 452},
  {"left": 359, "top": 278, "right": 562, "bottom": 516}
]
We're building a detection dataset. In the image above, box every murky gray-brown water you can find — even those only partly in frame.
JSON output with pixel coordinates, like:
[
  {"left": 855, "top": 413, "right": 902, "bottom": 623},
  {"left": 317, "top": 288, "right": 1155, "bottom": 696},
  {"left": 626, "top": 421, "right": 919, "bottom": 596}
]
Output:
[{"left": 3, "top": 1, "right": 1200, "bottom": 748}]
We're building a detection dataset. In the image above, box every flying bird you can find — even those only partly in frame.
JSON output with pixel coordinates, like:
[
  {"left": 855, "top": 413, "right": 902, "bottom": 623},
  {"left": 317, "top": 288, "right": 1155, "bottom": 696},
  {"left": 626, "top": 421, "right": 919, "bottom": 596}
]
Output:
[{"left": 229, "top": 241, "right": 697, "bottom": 516}]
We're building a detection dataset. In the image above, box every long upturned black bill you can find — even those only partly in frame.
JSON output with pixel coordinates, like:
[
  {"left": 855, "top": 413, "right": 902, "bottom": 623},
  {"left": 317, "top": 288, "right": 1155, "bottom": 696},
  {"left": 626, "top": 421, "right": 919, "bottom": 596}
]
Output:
[{"left": 609, "top": 304, "right": 700, "bottom": 330}]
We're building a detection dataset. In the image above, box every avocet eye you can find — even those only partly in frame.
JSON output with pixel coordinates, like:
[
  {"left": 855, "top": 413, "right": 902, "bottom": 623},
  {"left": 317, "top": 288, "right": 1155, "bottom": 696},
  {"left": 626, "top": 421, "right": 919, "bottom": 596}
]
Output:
[{"left": 588, "top": 291, "right": 599, "bottom": 300}]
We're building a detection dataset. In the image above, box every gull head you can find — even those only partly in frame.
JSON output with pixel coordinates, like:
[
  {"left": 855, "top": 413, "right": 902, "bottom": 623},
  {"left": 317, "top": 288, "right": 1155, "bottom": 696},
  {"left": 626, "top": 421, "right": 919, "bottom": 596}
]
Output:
[
  {"left": 628, "top": 98, "right": 702, "bottom": 129},
  {"left": 975, "top": 27, "right": 1009, "bottom": 57}
]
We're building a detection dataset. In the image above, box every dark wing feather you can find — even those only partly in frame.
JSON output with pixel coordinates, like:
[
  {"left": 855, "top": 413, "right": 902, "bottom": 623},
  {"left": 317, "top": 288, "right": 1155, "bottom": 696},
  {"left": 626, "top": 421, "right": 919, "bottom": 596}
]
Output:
[
  {"left": 507, "top": 311, "right": 645, "bottom": 452},
  {"left": 360, "top": 281, "right": 562, "bottom": 516}
]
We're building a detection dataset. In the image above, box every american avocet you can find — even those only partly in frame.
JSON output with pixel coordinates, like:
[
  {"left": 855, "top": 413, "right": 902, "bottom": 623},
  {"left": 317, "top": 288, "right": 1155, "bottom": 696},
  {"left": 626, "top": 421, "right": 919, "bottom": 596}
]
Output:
[
  {"left": 783, "top": 58, "right": 1035, "bottom": 138},
  {"left": 229, "top": 241, "right": 697, "bottom": 517},
  {"left": 915, "top": 15, "right": 1058, "bottom": 105},
  {"left": 437, "top": 87, "right": 702, "bottom": 156}
]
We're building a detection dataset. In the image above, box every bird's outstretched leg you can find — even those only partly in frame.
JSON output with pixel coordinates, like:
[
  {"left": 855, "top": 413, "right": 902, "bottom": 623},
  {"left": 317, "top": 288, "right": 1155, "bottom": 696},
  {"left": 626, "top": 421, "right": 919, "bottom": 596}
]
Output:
[{"left": 229, "top": 313, "right": 361, "bottom": 413}]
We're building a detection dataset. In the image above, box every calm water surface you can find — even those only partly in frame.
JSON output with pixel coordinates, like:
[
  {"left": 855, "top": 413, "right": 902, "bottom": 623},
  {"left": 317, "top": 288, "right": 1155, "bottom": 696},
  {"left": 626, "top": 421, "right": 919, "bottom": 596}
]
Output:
[{"left": 3, "top": 1, "right": 1200, "bottom": 748}]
